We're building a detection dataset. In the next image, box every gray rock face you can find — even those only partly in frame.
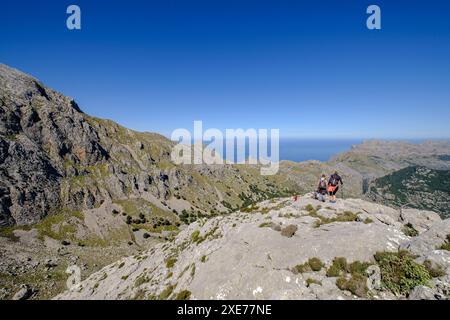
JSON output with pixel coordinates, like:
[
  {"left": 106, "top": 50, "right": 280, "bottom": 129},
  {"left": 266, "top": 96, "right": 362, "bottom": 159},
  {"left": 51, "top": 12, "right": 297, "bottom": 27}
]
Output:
[
  {"left": 0, "top": 64, "right": 108, "bottom": 226},
  {"left": 408, "top": 285, "right": 443, "bottom": 300},
  {"left": 55, "top": 197, "right": 450, "bottom": 300},
  {"left": 400, "top": 208, "right": 441, "bottom": 233},
  {"left": 0, "top": 64, "right": 300, "bottom": 227},
  {"left": 12, "top": 284, "right": 33, "bottom": 300},
  {"left": 400, "top": 219, "right": 450, "bottom": 255}
]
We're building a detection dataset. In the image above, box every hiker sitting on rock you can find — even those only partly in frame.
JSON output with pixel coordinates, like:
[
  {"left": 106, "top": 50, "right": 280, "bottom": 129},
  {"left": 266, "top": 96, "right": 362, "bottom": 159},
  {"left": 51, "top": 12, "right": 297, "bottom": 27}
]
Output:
[
  {"left": 316, "top": 174, "right": 328, "bottom": 202},
  {"left": 327, "top": 171, "right": 343, "bottom": 203}
]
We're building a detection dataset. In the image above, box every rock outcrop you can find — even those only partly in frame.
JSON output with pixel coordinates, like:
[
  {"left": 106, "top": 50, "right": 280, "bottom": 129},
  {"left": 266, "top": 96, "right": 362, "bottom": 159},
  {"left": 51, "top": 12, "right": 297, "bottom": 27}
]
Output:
[{"left": 55, "top": 196, "right": 450, "bottom": 300}]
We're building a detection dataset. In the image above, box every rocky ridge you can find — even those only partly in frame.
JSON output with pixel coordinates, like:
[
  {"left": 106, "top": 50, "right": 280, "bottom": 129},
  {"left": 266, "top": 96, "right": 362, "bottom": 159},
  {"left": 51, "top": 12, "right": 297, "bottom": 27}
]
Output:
[{"left": 56, "top": 196, "right": 450, "bottom": 300}]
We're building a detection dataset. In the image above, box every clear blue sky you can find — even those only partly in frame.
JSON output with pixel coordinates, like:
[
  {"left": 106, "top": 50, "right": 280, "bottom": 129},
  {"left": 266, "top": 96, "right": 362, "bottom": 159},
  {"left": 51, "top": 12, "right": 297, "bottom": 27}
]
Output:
[{"left": 2, "top": 0, "right": 450, "bottom": 139}]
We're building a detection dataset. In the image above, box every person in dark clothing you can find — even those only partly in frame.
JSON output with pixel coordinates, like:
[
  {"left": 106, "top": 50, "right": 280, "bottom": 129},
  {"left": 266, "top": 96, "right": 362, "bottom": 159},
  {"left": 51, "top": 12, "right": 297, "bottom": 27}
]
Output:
[
  {"left": 327, "top": 171, "right": 343, "bottom": 203},
  {"left": 316, "top": 174, "right": 328, "bottom": 202}
]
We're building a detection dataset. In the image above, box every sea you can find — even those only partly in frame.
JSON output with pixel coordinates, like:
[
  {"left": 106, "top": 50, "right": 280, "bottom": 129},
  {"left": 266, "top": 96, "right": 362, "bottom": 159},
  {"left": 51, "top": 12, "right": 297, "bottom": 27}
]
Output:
[
  {"left": 196, "top": 138, "right": 364, "bottom": 163},
  {"left": 185, "top": 138, "right": 444, "bottom": 163},
  {"left": 279, "top": 138, "right": 363, "bottom": 162}
]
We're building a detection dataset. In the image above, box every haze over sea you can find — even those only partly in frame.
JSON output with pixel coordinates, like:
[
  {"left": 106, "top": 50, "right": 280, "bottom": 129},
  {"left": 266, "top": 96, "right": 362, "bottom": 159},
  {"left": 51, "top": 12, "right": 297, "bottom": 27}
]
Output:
[
  {"left": 279, "top": 138, "right": 362, "bottom": 162},
  {"left": 278, "top": 138, "right": 450, "bottom": 162}
]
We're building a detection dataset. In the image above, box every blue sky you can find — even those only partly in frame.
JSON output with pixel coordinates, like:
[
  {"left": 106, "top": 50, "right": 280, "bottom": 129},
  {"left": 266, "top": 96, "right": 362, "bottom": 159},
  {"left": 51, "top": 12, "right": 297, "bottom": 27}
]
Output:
[{"left": 1, "top": 0, "right": 450, "bottom": 139}]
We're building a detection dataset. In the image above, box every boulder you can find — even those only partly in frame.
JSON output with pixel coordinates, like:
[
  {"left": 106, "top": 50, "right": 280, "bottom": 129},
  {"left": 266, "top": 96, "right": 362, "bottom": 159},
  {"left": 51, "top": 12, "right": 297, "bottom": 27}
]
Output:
[
  {"left": 12, "top": 284, "right": 33, "bottom": 300},
  {"left": 408, "top": 286, "right": 443, "bottom": 300},
  {"left": 400, "top": 208, "right": 441, "bottom": 234}
]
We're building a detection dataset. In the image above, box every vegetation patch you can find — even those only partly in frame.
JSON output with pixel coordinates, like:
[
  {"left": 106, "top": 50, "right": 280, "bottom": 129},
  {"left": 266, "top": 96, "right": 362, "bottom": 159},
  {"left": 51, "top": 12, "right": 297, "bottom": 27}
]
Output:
[
  {"left": 292, "top": 258, "right": 323, "bottom": 274},
  {"left": 313, "top": 211, "right": 359, "bottom": 228},
  {"left": 363, "top": 217, "right": 373, "bottom": 224},
  {"left": 135, "top": 275, "right": 150, "bottom": 287},
  {"left": 175, "top": 290, "right": 192, "bottom": 300},
  {"left": 280, "top": 224, "right": 298, "bottom": 238},
  {"left": 336, "top": 274, "right": 368, "bottom": 297},
  {"left": 159, "top": 285, "right": 174, "bottom": 300},
  {"left": 240, "top": 204, "right": 260, "bottom": 213},
  {"left": 166, "top": 257, "right": 177, "bottom": 269},
  {"left": 326, "top": 257, "right": 348, "bottom": 277},
  {"left": 327, "top": 257, "right": 371, "bottom": 297},
  {"left": 402, "top": 223, "right": 419, "bottom": 237},
  {"left": 180, "top": 209, "right": 207, "bottom": 225},
  {"left": 326, "top": 257, "right": 370, "bottom": 279},
  {"left": 114, "top": 198, "right": 179, "bottom": 233},
  {"left": 191, "top": 230, "right": 200, "bottom": 242},
  {"left": 305, "top": 204, "right": 316, "bottom": 213},
  {"left": 374, "top": 250, "right": 431, "bottom": 296},
  {"left": 306, "top": 278, "right": 322, "bottom": 287},
  {"left": 191, "top": 226, "right": 220, "bottom": 244},
  {"left": 258, "top": 222, "right": 271, "bottom": 228},
  {"left": 438, "top": 234, "right": 450, "bottom": 251}
]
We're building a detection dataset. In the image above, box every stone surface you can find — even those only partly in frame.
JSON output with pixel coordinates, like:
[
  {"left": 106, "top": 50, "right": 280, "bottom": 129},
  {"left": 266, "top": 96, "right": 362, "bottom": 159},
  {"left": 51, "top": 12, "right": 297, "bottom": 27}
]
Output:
[
  {"left": 55, "top": 197, "right": 450, "bottom": 300},
  {"left": 408, "top": 285, "right": 442, "bottom": 300},
  {"left": 12, "top": 284, "right": 33, "bottom": 300}
]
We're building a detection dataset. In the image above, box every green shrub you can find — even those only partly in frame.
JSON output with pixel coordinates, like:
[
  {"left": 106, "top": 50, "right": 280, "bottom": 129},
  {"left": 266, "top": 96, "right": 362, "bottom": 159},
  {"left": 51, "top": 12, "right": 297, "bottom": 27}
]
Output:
[
  {"left": 326, "top": 257, "right": 348, "bottom": 277},
  {"left": 166, "top": 257, "right": 177, "bottom": 269},
  {"left": 439, "top": 234, "right": 450, "bottom": 251},
  {"left": 374, "top": 250, "right": 431, "bottom": 296},
  {"left": 126, "top": 215, "right": 132, "bottom": 225},
  {"left": 293, "top": 258, "right": 323, "bottom": 273},
  {"left": 306, "top": 278, "right": 322, "bottom": 287},
  {"left": 293, "top": 262, "right": 310, "bottom": 274},
  {"left": 336, "top": 274, "right": 368, "bottom": 297},
  {"left": 348, "top": 261, "right": 371, "bottom": 276},
  {"left": 308, "top": 258, "right": 323, "bottom": 271},
  {"left": 363, "top": 218, "right": 373, "bottom": 224},
  {"left": 402, "top": 223, "right": 419, "bottom": 237},
  {"left": 280, "top": 224, "right": 298, "bottom": 237},
  {"left": 134, "top": 275, "right": 149, "bottom": 287},
  {"left": 314, "top": 211, "right": 358, "bottom": 227},
  {"left": 159, "top": 285, "right": 174, "bottom": 300},
  {"left": 175, "top": 290, "right": 192, "bottom": 300},
  {"left": 191, "top": 230, "right": 200, "bottom": 242},
  {"left": 305, "top": 204, "right": 315, "bottom": 212}
]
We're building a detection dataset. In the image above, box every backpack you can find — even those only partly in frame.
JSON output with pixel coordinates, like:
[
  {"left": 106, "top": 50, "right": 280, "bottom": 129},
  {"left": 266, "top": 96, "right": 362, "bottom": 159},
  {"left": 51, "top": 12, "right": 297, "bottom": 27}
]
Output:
[
  {"left": 329, "top": 174, "right": 340, "bottom": 186},
  {"left": 318, "top": 180, "right": 327, "bottom": 190}
]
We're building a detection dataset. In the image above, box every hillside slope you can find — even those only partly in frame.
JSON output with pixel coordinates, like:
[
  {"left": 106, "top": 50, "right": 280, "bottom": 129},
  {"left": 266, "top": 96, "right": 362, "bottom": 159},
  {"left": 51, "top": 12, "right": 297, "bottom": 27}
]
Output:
[
  {"left": 0, "top": 63, "right": 301, "bottom": 229},
  {"left": 366, "top": 166, "right": 450, "bottom": 218}
]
